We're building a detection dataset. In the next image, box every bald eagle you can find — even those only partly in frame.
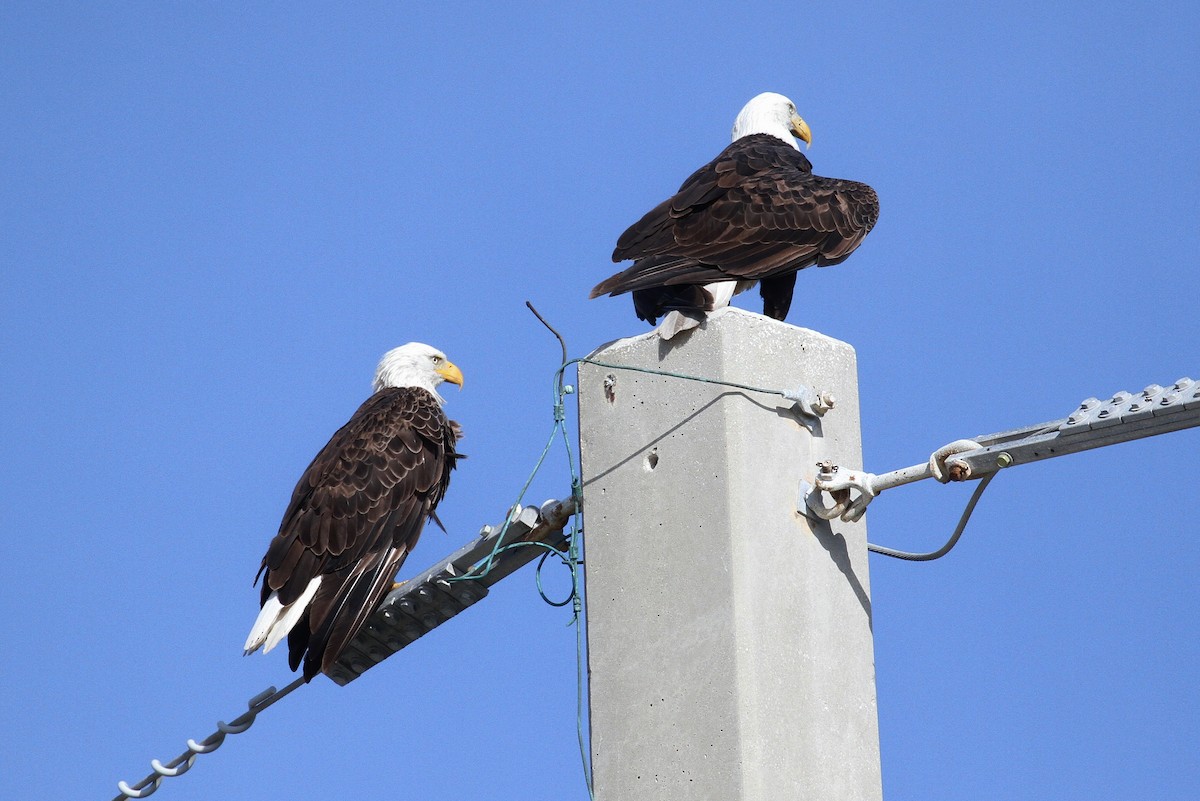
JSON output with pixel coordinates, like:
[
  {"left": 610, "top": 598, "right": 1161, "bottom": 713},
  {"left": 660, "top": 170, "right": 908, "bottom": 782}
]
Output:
[
  {"left": 244, "top": 342, "right": 464, "bottom": 681},
  {"left": 591, "top": 92, "right": 879, "bottom": 338}
]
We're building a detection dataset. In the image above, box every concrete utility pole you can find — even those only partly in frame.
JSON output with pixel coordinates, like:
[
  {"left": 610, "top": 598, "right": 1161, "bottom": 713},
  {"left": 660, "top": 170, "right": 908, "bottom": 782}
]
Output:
[{"left": 579, "top": 307, "right": 883, "bottom": 801}]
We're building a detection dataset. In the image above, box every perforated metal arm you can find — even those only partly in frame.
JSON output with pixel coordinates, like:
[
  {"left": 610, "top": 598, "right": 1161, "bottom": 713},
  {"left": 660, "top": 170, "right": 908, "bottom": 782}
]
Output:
[{"left": 801, "top": 377, "right": 1199, "bottom": 523}]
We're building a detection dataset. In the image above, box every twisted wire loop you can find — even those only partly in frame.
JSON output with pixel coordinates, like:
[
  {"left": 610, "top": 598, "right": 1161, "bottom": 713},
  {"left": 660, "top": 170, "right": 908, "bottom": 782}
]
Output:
[
  {"left": 535, "top": 547, "right": 577, "bottom": 607},
  {"left": 113, "top": 677, "right": 306, "bottom": 800}
]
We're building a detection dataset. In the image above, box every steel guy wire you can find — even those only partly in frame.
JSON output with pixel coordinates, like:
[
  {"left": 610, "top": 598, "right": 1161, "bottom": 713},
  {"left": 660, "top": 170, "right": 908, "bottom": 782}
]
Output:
[
  {"left": 114, "top": 304, "right": 592, "bottom": 801},
  {"left": 112, "top": 676, "right": 306, "bottom": 800},
  {"left": 866, "top": 470, "right": 1000, "bottom": 561}
]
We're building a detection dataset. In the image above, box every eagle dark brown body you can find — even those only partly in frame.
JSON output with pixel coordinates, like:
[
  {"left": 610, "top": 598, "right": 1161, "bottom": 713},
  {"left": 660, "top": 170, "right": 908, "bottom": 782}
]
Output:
[
  {"left": 592, "top": 133, "right": 879, "bottom": 325},
  {"left": 254, "top": 386, "right": 461, "bottom": 680}
]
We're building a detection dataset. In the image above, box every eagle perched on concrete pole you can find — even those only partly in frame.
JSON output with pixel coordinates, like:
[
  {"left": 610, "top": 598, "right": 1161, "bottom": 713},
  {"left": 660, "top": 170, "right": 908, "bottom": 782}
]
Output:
[
  {"left": 591, "top": 92, "right": 880, "bottom": 339},
  {"left": 244, "top": 343, "right": 464, "bottom": 681}
]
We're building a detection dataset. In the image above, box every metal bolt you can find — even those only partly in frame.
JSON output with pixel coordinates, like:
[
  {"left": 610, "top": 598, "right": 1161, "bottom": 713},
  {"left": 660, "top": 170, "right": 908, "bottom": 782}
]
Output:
[
  {"left": 996, "top": 452, "right": 1014, "bottom": 468},
  {"left": 813, "top": 393, "right": 836, "bottom": 414}
]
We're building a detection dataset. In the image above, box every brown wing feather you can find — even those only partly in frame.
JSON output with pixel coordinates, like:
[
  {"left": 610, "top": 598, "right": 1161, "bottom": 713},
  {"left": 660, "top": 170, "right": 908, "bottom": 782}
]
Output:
[
  {"left": 591, "top": 133, "right": 879, "bottom": 323},
  {"left": 254, "top": 386, "right": 460, "bottom": 681}
]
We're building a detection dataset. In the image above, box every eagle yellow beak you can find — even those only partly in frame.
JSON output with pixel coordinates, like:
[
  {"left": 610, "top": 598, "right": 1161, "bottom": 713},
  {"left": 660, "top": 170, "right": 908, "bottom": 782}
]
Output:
[
  {"left": 790, "top": 113, "right": 812, "bottom": 149},
  {"left": 437, "top": 360, "right": 464, "bottom": 388}
]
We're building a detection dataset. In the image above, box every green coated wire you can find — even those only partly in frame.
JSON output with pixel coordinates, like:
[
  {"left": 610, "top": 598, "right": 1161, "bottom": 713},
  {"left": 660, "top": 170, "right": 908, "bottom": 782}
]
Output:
[
  {"left": 444, "top": 303, "right": 593, "bottom": 798},
  {"left": 556, "top": 356, "right": 793, "bottom": 400},
  {"left": 463, "top": 306, "right": 1018, "bottom": 799},
  {"left": 456, "top": 305, "right": 811, "bottom": 800},
  {"left": 569, "top": 512, "right": 593, "bottom": 801},
  {"left": 459, "top": 347, "right": 792, "bottom": 584},
  {"left": 527, "top": 303, "right": 593, "bottom": 800},
  {"left": 534, "top": 549, "right": 576, "bottom": 607},
  {"left": 445, "top": 420, "right": 565, "bottom": 584}
]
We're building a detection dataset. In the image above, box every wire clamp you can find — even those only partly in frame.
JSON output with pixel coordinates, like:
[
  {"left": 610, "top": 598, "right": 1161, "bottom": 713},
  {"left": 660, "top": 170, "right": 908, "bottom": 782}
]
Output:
[
  {"left": 799, "top": 437, "right": 985, "bottom": 523},
  {"left": 928, "top": 439, "right": 985, "bottom": 482},
  {"left": 784, "top": 384, "right": 836, "bottom": 419},
  {"left": 799, "top": 461, "right": 877, "bottom": 523}
]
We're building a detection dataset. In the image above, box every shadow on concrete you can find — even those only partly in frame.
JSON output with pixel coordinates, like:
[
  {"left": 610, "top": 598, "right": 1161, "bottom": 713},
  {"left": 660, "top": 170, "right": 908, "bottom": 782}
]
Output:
[{"left": 811, "top": 518, "right": 873, "bottom": 630}]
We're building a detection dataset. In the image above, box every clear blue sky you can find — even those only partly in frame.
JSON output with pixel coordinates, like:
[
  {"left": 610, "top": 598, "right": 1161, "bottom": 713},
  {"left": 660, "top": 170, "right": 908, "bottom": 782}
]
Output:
[{"left": 2, "top": 3, "right": 1196, "bottom": 799}]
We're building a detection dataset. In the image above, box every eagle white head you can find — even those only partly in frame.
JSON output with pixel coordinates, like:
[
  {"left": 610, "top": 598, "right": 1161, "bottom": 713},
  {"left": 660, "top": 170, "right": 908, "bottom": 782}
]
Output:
[
  {"left": 373, "top": 342, "right": 464, "bottom": 402},
  {"left": 731, "top": 92, "right": 812, "bottom": 151}
]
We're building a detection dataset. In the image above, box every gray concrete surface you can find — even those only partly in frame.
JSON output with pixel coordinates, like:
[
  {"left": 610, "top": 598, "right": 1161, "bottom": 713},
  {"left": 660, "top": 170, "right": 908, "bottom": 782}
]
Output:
[{"left": 578, "top": 307, "right": 882, "bottom": 801}]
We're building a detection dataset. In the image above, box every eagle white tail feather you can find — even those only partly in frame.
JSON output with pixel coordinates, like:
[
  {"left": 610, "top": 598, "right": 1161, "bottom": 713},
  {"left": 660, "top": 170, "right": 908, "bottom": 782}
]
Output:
[
  {"left": 243, "top": 594, "right": 284, "bottom": 653},
  {"left": 657, "top": 280, "right": 759, "bottom": 339},
  {"left": 705, "top": 279, "right": 757, "bottom": 310},
  {"left": 704, "top": 281, "right": 737, "bottom": 310},
  {"left": 243, "top": 576, "right": 323, "bottom": 655},
  {"left": 657, "top": 310, "right": 705, "bottom": 340}
]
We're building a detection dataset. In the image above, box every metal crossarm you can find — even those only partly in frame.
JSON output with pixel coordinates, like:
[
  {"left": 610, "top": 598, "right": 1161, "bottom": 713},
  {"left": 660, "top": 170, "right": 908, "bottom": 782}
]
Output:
[
  {"left": 327, "top": 496, "right": 578, "bottom": 685},
  {"left": 945, "top": 377, "right": 1199, "bottom": 479},
  {"left": 802, "top": 377, "right": 1199, "bottom": 524},
  {"left": 112, "top": 495, "right": 579, "bottom": 799}
]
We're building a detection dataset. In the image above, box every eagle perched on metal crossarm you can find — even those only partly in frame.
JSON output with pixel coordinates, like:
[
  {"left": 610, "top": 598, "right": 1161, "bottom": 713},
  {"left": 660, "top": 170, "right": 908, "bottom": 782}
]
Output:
[
  {"left": 244, "top": 343, "right": 464, "bottom": 682},
  {"left": 591, "top": 92, "right": 880, "bottom": 339}
]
